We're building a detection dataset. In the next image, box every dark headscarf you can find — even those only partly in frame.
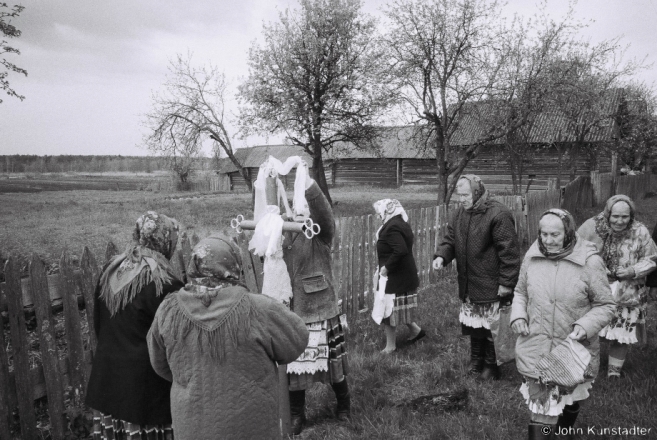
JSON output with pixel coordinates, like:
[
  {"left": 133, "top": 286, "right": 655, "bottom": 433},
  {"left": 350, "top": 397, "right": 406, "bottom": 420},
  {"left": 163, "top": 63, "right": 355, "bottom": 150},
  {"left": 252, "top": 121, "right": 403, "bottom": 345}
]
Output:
[
  {"left": 99, "top": 211, "right": 179, "bottom": 315},
  {"left": 186, "top": 235, "right": 244, "bottom": 289},
  {"left": 538, "top": 208, "right": 578, "bottom": 260},
  {"left": 458, "top": 174, "right": 489, "bottom": 211},
  {"left": 593, "top": 195, "right": 636, "bottom": 274}
]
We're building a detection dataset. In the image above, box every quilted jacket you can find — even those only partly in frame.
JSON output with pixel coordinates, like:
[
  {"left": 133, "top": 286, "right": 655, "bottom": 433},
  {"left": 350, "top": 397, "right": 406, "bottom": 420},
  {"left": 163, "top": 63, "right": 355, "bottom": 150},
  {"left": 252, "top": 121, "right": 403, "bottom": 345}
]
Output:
[
  {"left": 510, "top": 238, "right": 615, "bottom": 379},
  {"left": 283, "top": 182, "right": 339, "bottom": 323},
  {"left": 434, "top": 199, "right": 521, "bottom": 303},
  {"left": 148, "top": 285, "right": 309, "bottom": 440}
]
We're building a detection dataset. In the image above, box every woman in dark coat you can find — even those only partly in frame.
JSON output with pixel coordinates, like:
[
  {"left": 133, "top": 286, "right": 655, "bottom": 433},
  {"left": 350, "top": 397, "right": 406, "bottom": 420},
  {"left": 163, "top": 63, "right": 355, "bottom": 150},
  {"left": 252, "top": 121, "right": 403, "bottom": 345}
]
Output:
[
  {"left": 86, "top": 211, "right": 184, "bottom": 439},
  {"left": 373, "top": 199, "right": 424, "bottom": 353}
]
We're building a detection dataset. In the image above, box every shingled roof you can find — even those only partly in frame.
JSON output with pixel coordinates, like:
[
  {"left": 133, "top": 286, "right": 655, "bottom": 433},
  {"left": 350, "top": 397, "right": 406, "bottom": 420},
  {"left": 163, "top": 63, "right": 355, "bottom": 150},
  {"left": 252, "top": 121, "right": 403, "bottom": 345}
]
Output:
[
  {"left": 449, "top": 88, "right": 624, "bottom": 147},
  {"left": 325, "top": 126, "right": 433, "bottom": 160},
  {"left": 217, "top": 145, "right": 312, "bottom": 173}
]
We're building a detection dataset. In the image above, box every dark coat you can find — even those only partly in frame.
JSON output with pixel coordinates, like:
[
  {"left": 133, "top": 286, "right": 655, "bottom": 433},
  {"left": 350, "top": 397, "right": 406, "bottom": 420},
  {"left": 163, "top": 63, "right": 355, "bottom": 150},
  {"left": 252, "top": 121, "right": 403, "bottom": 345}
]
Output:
[
  {"left": 283, "top": 182, "right": 339, "bottom": 324},
  {"left": 376, "top": 215, "right": 419, "bottom": 294},
  {"left": 85, "top": 272, "right": 184, "bottom": 425},
  {"left": 646, "top": 223, "right": 657, "bottom": 287},
  {"left": 434, "top": 199, "right": 520, "bottom": 304}
]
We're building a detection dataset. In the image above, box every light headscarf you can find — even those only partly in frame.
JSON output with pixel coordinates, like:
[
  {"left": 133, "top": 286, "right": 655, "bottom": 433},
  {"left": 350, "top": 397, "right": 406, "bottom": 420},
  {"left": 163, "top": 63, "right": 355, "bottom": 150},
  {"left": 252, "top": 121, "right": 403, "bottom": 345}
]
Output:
[
  {"left": 538, "top": 208, "right": 578, "bottom": 260},
  {"left": 373, "top": 199, "right": 408, "bottom": 224},
  {"left": 99, "top": 211, "right": 179, "bottom": 315},
  {"left": 593, "top": 194, "right": 636, "bottom": 274},
  {"left": 458, "top": 175, "right": 488, "bottom": 211}
]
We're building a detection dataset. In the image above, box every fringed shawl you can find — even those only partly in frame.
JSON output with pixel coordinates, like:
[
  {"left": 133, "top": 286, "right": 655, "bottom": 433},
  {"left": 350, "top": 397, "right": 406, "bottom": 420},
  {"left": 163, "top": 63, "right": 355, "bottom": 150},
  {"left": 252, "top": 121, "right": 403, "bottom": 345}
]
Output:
[
  {"left": 99, "top": 245, "right": 175, "bottom": 316},
  {"left": 159, "top": 285, "right": 259, "bottom": 361}
]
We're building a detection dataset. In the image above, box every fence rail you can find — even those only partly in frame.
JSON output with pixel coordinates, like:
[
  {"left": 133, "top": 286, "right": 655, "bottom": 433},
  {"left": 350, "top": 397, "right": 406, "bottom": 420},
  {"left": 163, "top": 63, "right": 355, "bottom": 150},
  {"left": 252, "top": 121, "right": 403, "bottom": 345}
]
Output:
[{"left": 1, "top": 172, "right": 654, "bottom": 438}]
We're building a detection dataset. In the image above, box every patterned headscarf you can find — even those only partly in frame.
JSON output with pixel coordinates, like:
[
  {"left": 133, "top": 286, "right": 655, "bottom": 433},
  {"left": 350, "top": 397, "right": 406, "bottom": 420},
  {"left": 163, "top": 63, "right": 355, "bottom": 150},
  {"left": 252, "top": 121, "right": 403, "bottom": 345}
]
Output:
[
  {"left": 99, "top": 211, "right": 179, "bottom": 315},
  {"left": 458, "top": 175, "right": 488, "bottom": 211},
  {"left": 133, "top": 211, "right": 179, "bottom": 259},
  {"left": 593, "top": 195, "right": 636, "bottom": 274},
  {"left": 538, "top": 208, "right": 578, "bottom": 259},
  {"left": 186, "top": 235, "right": 244, "bottom": 289},
  {"left": 373, "top": 199, "right": 408, "bottom": 224}
]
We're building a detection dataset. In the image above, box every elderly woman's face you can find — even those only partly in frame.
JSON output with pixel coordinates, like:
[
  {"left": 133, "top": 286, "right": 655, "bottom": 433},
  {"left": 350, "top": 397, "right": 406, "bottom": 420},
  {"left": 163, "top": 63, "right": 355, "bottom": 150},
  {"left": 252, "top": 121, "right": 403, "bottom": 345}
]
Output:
[
  {"left": 539, "top": 215, "right": 565, "bottom": 252},
  {"left": 456, "top": 180, "right": 474, "bottom": 209},
  {"left": 609, "top": 201, "right": 632, "bottom": 232}
]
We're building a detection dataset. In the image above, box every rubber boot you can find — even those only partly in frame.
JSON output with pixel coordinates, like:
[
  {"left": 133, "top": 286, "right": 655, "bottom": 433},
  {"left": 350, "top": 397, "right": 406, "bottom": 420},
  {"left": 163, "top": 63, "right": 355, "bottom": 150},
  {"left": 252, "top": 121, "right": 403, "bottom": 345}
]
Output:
[
  {"left": 528, "top": 423, "right": 555, "bottom": 439},
  {"left": 289, "top": 390, "right": 306, "bottom": 436},
  {"left": 556, "top": 403, "right": 580, "bottom": 440},
  {"left": 479, "top": 337, "right": 500, "bottom": 381},
  {"left": 468, "top": 336, "right": 485, "bottom": 375},
  {"left": 331, "top": 379, "right": 351, "bottom": 421}
]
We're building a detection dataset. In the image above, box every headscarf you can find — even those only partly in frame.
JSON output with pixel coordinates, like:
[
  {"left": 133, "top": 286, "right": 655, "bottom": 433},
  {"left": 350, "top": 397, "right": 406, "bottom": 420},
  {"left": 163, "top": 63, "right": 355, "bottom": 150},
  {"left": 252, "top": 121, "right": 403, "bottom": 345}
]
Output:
[
  {"left": 99, "top": 211, "right": 179, "bottom": 315},
  {"left": 373, "top": 199, "right": 409, "bottom": 240},
  {"left": 186, "top": 235, "right": 244, "bottom": 290},
  {"left": 537, "top": 208, "right": 578, "bottom": 260},
  {"left": 458, "top": 175, "right": 488, "bottom": 211},
  {"left": 593, "top": 195, "right": 636, "bottom": 274}
]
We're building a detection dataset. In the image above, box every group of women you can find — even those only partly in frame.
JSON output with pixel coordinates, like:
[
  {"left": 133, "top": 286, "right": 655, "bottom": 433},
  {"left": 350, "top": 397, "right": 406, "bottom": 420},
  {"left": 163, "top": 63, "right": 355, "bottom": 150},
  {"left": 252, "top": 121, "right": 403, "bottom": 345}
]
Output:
[{"left": 83, "top": 176, "right": 657, "bottom": 440}]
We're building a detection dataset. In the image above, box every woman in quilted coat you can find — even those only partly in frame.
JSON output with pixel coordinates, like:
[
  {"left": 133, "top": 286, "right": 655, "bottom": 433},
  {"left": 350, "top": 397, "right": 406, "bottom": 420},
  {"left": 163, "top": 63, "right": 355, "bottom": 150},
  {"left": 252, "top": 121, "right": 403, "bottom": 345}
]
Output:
[
  {"left": 577, "top": 194, "right": 657, "bottom": 378},
  {"left": 511, "top": 209, "right": 615, "bottom": 439},
  {"left": 148, "top": 235, "right": 309, "bottom": 440}
]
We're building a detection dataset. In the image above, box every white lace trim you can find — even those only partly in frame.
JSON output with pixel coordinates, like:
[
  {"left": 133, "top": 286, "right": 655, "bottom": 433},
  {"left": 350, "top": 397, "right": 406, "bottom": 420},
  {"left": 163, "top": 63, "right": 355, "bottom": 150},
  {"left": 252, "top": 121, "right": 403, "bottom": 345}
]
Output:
[{"left": 519, "top": 381, "right": 592, "bottom": 416}]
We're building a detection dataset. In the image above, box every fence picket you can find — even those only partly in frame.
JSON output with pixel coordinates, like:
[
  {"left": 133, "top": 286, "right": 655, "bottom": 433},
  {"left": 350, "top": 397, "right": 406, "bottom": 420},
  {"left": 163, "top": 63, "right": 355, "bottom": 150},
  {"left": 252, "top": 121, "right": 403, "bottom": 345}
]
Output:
[
  {"left": 5, "top": 257, "right": 38, "bottom": 439},
  {"left": 358, "top": 216, "right": 367, "bottom": 312},
  {"left": 104, "top": 241, "right": 119, "bottom": 264},
  {"left": 60, "top": 252, "right": 87, "bottom": 398},
  {"left": 30, "top": 255, "right": 66, "bottom": 439},
  {"left": 80, "top": 247, "right": 99, "bottom": 354},
  {"left": 0, "top": 281, "right": 12, "bottom": 440},
  {"left": 332, "top": 217, "right": 342, "bottom": 312}
]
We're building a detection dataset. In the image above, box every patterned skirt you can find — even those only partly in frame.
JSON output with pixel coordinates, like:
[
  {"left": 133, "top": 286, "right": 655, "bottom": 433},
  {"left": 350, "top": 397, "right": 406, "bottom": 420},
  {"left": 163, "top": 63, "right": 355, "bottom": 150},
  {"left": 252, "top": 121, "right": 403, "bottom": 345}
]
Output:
[
  {"left": 92, "top": 412, "right": 173, "bottom": 440},
  {"left": 519, "top": 377, "right": 592, "bottom": 417},
  {"left": 382, "top": 290, "right": 418, "bottom": 327},
  {"left": 459, "top": 298, "right": 500, "bottom": 330},
  {"left": 599, "top": 303, "right": 647, "bottom": 345},
  {"left": 288, "top": 315, "right": 349, "bottom": 391}
]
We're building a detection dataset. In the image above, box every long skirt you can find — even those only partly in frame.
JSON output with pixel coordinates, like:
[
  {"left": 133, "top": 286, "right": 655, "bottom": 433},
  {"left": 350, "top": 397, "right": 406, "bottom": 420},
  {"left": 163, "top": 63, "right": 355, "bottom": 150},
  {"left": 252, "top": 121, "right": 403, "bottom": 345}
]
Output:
[
  {"left": 519, "top": 377, "right": 592, "bottom": 417},
  {"left": 382, "top": 289, "right": 418, "bottom": 327},
  {"left": 288, "top": 315, "right": 349, "bottom": 391},
  {"left": 599, "top": 303, "right": 647, "bottom": 345},
  {"left": 92, "top": 412, "right": 173, "bottom": 440},
  {"left": 459, "top": 298, "right": 500, "bottom": 332}
]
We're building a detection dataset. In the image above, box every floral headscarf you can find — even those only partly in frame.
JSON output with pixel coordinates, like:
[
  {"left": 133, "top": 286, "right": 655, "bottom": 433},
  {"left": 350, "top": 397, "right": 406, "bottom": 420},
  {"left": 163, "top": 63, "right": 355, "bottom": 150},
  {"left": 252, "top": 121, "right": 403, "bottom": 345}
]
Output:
[
  {"left": 373, "top": 199, "right": 408, "bottom": 224},
  {"left": 538, "top": 208, "right": 578, "bottom": 259},
  {"left": 99, "top": 211, "right": 179, "bottom": 315},
  {"left": 593, "top": 195, "right": 636, "bottom": 273},
  {"left": 186, "top": 235, "right": 244, "bottom": 289},
  {"left": 458, "top": 175, "right": 488, "bottom": 211},
  {"left": 133, "top": 211, "right": 179, "bottom": 259}
]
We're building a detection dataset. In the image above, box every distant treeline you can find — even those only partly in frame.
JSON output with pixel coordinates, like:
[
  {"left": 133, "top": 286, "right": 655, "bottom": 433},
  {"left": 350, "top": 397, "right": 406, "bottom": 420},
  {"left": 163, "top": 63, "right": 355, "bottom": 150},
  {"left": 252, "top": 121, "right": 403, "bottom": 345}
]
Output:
[{"left": 1, "top": 155, "right": 214, "bottom": 174}]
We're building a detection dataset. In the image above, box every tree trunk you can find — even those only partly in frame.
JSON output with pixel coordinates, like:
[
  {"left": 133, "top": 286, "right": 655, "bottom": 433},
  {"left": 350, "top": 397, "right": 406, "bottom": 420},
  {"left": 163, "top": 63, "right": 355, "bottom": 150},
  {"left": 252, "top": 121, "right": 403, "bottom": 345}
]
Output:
[
  {"left": 435, "top": 129, "right": 448, "bottom": 205},
  {"left": 312, "top": 147, "right": 333, "bottom": 205}
]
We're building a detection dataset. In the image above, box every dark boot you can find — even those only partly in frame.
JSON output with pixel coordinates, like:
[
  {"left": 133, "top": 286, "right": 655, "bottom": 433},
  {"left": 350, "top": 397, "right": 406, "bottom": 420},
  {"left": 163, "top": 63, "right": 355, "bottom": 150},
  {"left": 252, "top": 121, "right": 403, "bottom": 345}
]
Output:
[
  {"left": 468, "top": 336, "right": 485, "bottom": 375},
  {"left": 479, "top": 338, "right": 500, "bottom": 381},
  {"left": 528, "top": 423, "right": 555, "bottom": 439},
  {"left": 556, "top": 403, "right": 580, "bottom": 440},
  {"left": 289, "top": 390, "right": 306, "bottom": 436},
  {"left": 331, "top": 379, "right": 351, "bottom": 421}
]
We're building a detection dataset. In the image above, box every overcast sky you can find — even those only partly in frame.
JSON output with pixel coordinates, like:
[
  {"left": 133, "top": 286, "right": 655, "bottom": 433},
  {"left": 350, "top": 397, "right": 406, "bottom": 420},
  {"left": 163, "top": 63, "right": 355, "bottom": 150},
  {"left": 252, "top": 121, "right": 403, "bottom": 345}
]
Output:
[{"left": 2, "top": 0, "right": 657, "bottom": 156}]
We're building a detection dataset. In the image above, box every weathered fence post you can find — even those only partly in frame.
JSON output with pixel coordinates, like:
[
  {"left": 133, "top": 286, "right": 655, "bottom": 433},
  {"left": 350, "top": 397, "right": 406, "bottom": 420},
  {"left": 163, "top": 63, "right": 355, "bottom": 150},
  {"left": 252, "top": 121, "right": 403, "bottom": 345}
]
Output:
[
  {"left": 30, "top": 255, "right": 66, "bottom": 440},
  {"left": 0, "top": 282, "right": 12, "bottom": 440},
  {"left": 5, "top": 257, "right": 38, "bottom": 439},
  {"left": 80, "top": 247, "right": 100, "bottom": 354},
  {"left": 105, "top": 241, "right": 119, "bottom": 264}
]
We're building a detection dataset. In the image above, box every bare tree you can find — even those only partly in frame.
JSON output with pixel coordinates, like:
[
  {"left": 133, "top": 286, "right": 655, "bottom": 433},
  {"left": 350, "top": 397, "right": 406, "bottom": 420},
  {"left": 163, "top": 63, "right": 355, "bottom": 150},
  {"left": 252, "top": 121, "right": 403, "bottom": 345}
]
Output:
[
  {"left": 616, "top": 83, "right": 657, "bottom": 172},
  {"left": 143, "top": 53, "right": 250, "bottom": 187},
  {"left": 239, "top": 0, "right": 391, "bottom": 203},
  {"left": 1, "top": 3, "right": 26, "bottom": 103}
]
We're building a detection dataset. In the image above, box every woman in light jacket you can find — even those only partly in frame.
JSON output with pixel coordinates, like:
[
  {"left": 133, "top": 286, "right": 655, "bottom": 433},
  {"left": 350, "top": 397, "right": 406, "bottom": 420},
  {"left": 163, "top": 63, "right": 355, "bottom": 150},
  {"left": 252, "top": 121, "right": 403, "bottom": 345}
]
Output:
[
  {"left": 577, "top": 194, "right": 657, "bottom": 378},
  {"left": 511, "top": 209, "right": 615, "bottom": 440}
]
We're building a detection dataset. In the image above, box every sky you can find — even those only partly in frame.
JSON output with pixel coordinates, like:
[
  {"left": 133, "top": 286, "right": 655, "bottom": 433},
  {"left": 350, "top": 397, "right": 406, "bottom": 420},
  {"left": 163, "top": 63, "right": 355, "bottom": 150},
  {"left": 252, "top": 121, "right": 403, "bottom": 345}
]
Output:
[{"left": 1, "top": 0, "right": 657, "bottom": 157}]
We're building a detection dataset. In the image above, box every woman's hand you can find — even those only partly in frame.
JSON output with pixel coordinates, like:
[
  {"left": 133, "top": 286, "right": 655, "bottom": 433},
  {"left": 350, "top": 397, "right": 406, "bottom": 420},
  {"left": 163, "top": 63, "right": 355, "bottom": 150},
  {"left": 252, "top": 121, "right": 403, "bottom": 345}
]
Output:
[
  {"left": 497, "top": 285, "right": 513, "bottom": 297},
  {"left": 511, "top": 319, "right": 529, "bottom": 336},
  {"left": 615, "top": 267, "right": 635, "bottom": 280},
  {"left": 432, "top": 257, "right": 444, "bottom": 270},
  {"left": 380, "top": 266, "right": 388, "bottom": 278},
  {"left": 568, "top": 324, "right": 587, "bottom": 341},
  {"left": 649, "top": 287, "right": 657, "bottom": 301}
]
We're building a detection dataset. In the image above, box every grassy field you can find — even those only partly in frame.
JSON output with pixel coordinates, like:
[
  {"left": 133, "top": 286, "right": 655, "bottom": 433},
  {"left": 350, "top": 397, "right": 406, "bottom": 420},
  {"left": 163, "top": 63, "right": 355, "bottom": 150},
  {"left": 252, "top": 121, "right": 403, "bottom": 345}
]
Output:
[{"left": 2, "top": 184, "right": 657, "bottom": 439}]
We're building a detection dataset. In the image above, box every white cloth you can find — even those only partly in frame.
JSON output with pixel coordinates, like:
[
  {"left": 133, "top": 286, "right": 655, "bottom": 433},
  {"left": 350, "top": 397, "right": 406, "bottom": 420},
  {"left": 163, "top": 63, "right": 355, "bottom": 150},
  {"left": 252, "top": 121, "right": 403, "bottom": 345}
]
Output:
[
  {"left": 520, "top": 380, "right": 592, "bottom": 416},
  {"left": 261, "top": 249, "right": 293, "bottom": 304},
  {"left": 371, "top": 271, "right": 394, "bottom": 325}
]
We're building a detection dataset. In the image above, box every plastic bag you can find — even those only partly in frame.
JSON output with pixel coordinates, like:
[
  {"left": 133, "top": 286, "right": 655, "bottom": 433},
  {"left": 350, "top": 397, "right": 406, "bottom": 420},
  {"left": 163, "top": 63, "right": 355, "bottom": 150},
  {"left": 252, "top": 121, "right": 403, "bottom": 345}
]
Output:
[
  {"left": 371, "top": 272, "right": 394, "bottom": 325},
  {"left": 535, "top": 337, "right": 591, "bottom": 387},
  {"left": 490, "top": 304, "right": 516, "bottom": 365}
]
